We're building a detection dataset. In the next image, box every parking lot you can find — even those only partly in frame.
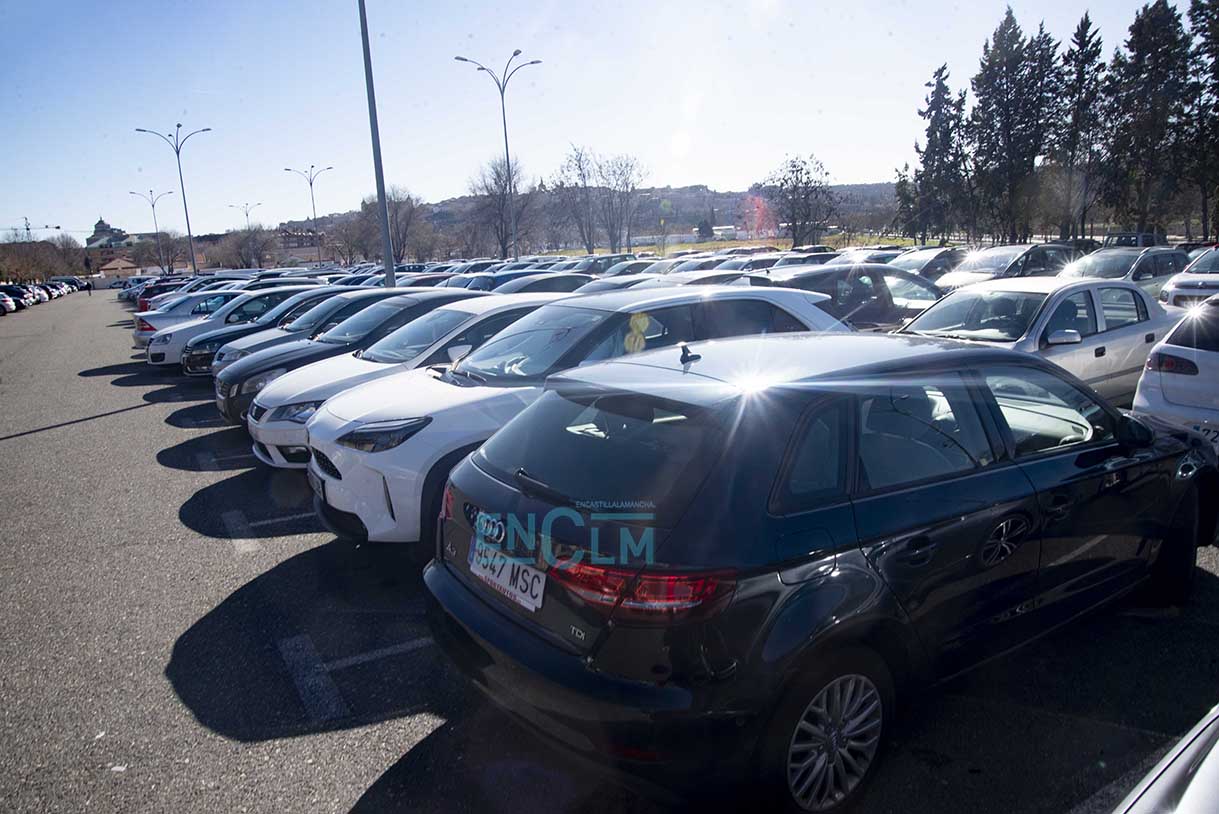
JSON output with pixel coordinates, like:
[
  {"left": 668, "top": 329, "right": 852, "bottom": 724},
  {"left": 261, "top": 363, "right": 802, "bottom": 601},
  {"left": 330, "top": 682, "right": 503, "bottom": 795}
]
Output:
[{"left": 1, "top": 291, "right": 1217, "bottom": 812}]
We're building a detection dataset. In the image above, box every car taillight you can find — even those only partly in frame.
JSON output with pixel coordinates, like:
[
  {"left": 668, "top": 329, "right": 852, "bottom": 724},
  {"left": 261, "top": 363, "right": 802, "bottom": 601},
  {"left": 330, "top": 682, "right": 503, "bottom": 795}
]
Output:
[
  {"left": 549, "top": 561, "right": 735, "bottom": 625},
  {"left": 137, "top": 318, "right": 156, "bottom": 332},
  {"left": 1146, "top": 352, "right": 1198, "bottom": 375},
  {"left": 440, "top": 482, "right": 455, "bottom": 522}
]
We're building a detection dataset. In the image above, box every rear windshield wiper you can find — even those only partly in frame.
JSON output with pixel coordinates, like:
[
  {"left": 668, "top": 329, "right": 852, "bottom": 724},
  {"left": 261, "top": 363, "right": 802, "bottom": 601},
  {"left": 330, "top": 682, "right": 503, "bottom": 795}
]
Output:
[{"left": 514, "top": 468, "right": 574, "bottom": 507}]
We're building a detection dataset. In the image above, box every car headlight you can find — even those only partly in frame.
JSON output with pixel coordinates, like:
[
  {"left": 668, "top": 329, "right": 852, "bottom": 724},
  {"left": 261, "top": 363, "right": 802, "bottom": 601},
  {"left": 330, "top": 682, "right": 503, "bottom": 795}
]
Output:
[
  {"left": 241, "top": 368, "right": 287, "bottom": 395},
  {"left": 1160, "top": 289, "right": 1170, "bottom": 302},
  {"left": 193, "top": 340, "right": 222, "bottom": 354},
  {"left": 336, "top": 417, "right": 431, "bottom": 453},
  {"left": 269, "top": 400, "right": 324, "bottom": 424},
  {"left": 152, "top": 332, "right": 173, "bottom": 344},
  {"left": 216, "top": 348, "right": 248, "bottom": 362}
]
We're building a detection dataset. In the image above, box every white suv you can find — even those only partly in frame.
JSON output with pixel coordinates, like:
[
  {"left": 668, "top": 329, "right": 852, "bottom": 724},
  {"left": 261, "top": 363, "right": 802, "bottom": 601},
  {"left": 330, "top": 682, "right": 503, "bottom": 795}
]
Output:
[
  {"left": 304, "top": 286, "right": 848, "bottom": 546},
  {"left": 1133, "top": 294, "right": 1219, "bottom": 450},
  {"left": 248, "top": 292, "right": 566, "bottom": 468}
]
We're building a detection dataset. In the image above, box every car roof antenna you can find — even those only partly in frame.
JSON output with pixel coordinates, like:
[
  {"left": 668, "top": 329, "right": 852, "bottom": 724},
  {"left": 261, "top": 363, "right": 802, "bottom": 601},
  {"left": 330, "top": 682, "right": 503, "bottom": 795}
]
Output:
[{"left": 679, "top": 343, "right": 701, "bottom": 364}]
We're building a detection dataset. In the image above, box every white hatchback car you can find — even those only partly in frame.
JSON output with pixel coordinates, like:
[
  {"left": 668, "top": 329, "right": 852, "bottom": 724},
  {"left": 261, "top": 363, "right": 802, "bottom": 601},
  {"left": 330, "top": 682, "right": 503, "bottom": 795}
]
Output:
[
  {"left": 901, "top": 277, "right": 1184, "bottom": 406},
  {"left": 1133, "top": 295, "right": 1219, "bottom": 450},
  {"left": 248, "top": 292, "right": 566, "bottom": 468},
  {"left": 145, "top": 286, "right": 318, "bottom": 367},
  {"left": 304, "top": 286, "right": 848, "bottom": 546},
  {"left": 131, "top": 290, "right": 243, "bottom": 347},
  {"left": 1158, "top": 248, "right": 1219, "bottom": 309}
]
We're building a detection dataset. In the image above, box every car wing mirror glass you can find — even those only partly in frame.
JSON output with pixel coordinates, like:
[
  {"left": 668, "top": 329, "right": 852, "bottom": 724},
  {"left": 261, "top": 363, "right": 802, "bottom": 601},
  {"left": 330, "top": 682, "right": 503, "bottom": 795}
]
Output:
[
  {"left": 1117, "top": 414, "right": 1154, "bottom": 448},
  {"left": 1046, "top": 329, "right": 1082, "bottom": 346},
  {"left": 447, "top": 344, "right": 472, "bottom": 363}
]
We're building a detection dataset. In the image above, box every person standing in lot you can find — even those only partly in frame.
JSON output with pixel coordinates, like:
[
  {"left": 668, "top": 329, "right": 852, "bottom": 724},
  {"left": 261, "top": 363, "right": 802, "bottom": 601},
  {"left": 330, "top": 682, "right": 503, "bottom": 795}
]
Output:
[{"left": 85, "top": 280, "right": 92, "bottom": 296}]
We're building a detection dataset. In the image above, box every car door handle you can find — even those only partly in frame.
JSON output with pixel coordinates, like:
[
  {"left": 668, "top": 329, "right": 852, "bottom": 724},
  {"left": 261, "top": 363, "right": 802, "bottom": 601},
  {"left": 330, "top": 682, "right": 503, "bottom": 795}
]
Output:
[
  {"left": 1094, "top": 346, "right": 1106, "bottom": 358},
  {"left": 1045, "top": 494, "right": 1074, "bottom": 519},
  {"left": 1145, "top": 333, "right": 1155, "bottom": 343},
  {"left": 898, "top": 535, "right": 938, "bottom": 567}
]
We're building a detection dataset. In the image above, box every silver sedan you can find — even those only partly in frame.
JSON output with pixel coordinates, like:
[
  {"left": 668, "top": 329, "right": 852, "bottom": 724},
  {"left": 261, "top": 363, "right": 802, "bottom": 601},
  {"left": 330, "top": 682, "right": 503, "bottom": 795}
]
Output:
[{"left": 899, "top": 276, "right": 1184, "bottom": 406}]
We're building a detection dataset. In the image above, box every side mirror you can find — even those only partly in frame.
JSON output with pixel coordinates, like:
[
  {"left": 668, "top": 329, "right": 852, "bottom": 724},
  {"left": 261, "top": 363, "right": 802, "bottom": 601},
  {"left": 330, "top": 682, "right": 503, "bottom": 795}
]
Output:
[
  {"left": 1117, "top": 414, "right": 1155, "bottom": 449},
  {"left": 447, "top": 344, "right": 472, "bottom": 363},
  {"left": 1133, "top": 270, "right": 1153, "bottom": 282},
  {"left": 1046, "top": 329, "right": 1082, "bottom": 346}
]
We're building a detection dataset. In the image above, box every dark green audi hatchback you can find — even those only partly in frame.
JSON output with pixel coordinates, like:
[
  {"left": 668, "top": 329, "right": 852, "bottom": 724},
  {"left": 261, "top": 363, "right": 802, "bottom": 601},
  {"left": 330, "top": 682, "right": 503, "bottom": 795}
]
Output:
[{"left": 425, "top": 332, "right": 1218, "bottom": 812}]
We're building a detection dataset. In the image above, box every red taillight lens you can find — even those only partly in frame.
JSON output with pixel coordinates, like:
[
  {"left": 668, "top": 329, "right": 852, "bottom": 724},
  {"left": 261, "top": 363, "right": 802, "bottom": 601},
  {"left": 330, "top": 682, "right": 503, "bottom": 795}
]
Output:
[
  {"left": 137, "top": 300, "right": 149, "bottom": 311},
  {"left": 440, "top": 483, "right": 455, "bottom": 522},
  {"left": 137, "top": 318, "right": 156, "bottom": 332},
  {"left": 1146, "top": 352, "right": 1199, "bottom": 375},
  {"left": 549, "top": 561, "right": 735, "bottom": 624}
]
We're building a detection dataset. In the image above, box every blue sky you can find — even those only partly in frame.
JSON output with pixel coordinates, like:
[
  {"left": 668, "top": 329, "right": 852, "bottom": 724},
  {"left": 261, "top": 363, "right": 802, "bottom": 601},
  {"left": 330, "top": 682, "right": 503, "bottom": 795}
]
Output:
[{"left": 2, "top": 0, "right": 1153, "bottom": 239}]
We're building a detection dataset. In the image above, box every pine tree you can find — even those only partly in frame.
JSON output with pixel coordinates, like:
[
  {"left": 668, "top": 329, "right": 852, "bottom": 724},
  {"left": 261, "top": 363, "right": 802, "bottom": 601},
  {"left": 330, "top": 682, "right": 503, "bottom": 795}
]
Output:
[
  {"left": 913, "top": 65, "right": 964, "bottom": 241},
  {"left": 1188, "top": 0, "right": 1219, "bottom": 238},
  {"left": 1103, "top": 0, "right": 1192, "bottom": 233},
  {"left": 1054, "top": 14, "right": 1105, "bottom": 238}
]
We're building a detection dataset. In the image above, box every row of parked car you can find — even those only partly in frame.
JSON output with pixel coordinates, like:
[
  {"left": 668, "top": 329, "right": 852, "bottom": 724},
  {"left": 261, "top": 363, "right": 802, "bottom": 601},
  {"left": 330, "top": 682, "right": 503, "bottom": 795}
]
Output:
[
  {"left": 0, "top": 276, "right": 86, "bottom": 313},
  {"left": 121, "top": 246, "right": 1219, "bottom": 810}
]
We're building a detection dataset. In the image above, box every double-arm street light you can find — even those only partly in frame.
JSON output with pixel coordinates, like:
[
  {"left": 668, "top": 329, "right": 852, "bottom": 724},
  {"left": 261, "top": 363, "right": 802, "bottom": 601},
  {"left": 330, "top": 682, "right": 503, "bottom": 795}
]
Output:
[
  {"left": 135, "top": 123, "right": 210, "bottom": 274},
  {"left": 129, "top": 189, "right": 174, "bottom": 272},
  {"left": 228, "top": 202, "right": 262, "bottom": 230},
  {"left": 285, "top": 165, "right": 333, "bottom": 266},
  {"left": 454, "top": 50, "right": 541, "bottom": 260}
]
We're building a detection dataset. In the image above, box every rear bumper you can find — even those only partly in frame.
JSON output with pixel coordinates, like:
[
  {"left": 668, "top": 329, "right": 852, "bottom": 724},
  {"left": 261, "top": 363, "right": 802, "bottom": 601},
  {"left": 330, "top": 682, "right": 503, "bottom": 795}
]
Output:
[{"left": 423, "top": 560, "right": 756, "bottom": 780}]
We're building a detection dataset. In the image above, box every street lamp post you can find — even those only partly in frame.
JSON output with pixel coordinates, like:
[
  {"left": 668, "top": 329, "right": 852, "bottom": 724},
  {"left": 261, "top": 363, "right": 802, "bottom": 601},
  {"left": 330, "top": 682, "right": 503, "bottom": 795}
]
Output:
[
  {"left": 284, "top": 165, "right": 333, "bottom": 267},
  {"left": 129, "top": 189, "right": 174, "bottom": 272},
  {"left": 135, "top": 123, "right": 210, "bottom": 274},
  {"left": 357, "top": 0, "right": 397, "bottom": 288},
  {"left": 454, "top": 50, "right": 541, "bottom": 260},
  {"left": 227, "top": 202, "right": 262, "bottom": 230}
]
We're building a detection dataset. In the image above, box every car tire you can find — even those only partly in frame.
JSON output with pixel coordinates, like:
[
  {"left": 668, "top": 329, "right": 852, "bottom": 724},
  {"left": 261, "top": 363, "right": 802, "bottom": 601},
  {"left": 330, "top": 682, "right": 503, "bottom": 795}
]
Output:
[
  {"left": 1146, "top": 492, "right": 1199, "bottom": 606},
  {"left": 759, "top": 646, "right": 895, "bottom": 813},
  {"left": 413, "top": 442, "right": 484, "bottom": 568}
]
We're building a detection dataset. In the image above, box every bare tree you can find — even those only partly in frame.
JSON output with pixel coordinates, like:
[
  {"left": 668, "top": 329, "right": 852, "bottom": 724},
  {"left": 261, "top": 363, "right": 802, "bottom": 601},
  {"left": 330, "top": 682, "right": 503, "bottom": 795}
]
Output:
[
  {"left": 329, "top": 216, "right": 371, "bottom": 266},
  {"left": 596, "top": 154, "right": 646, "bottom": 252},
  {"left": 212, "top": 227, "right": 280, "bottom": 269},
  {"left": 361, "top": 186, "right": 423, "bottom": 263},
  {"left": 760, "top": 155, "right": 838, "bottom": 246},
  {"left": 552, "top": 145, "right": 600, "bottom": 254},
  {"left": 470, "top": 156, "right": 535, "bottom": 259},
  {"left": 50, "top": 233, "right": 84, "bottom": 271}
]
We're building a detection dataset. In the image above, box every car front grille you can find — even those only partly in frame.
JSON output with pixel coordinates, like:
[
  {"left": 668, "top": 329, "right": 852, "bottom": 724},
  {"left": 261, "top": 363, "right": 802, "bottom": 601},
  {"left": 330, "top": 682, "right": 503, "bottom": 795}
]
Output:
[
  {"left": 312, "top": 448, "right": 342, "bottom": 480},
  {"left": 249, "top": 403, "right": 268, "bottom": 422}
]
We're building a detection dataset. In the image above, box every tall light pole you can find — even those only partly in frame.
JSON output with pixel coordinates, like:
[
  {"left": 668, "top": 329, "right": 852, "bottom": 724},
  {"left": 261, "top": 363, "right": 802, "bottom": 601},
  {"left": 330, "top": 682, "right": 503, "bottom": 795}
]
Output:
[
  {"left": 228, "top": 202, "right": 261, "bottom": 230},
  {"left": 129, "top": 189, "right": 173, "bottom": 272},
  {"left": 454, "top": 50, "right": 541, "bottom": 260},
  {"left": 284, "top": 165, "right": 332, "bottom": 267},
  {"left": 135, "top": 123, "right": 210, "bottom": 274},
  {"left": 357, "top": 0, "right": 397, "bottom": 287}
]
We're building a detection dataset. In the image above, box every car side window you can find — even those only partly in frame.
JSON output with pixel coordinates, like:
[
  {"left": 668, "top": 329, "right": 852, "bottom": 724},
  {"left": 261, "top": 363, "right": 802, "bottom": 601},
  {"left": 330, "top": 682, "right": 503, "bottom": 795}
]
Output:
[
  {"left": 424, "top": 308, "right": 531, "bottom": 365},
  {"left": 1020, "top": 251, "right": 1045, "bottom": 275},
  {"left": 1042, "top": 291, "right": 1098, "bottom": 341},
  {"left": 1098, "top": 287, "right": 1145, "bottom": 330},
  {"left": 697, "top": 300, "right": 806, "bottom": 338},
  {"left": 1043, "top": 248, "right": 1071, "bottom": 270},
  {"left": 583, "top": 305, "right": 697, "bottom": 362},
  {"left": 884, "top": 274, "right": 938, "bottom": 307},
  {"left": 773, "top": 400, "right": 849, "bottom": 513},
  {"left": 856, "top": 375, "right": 994, "bottom": 492},
  {"left": 983, "top": 366, "right": 1115, "bottom": 456}
]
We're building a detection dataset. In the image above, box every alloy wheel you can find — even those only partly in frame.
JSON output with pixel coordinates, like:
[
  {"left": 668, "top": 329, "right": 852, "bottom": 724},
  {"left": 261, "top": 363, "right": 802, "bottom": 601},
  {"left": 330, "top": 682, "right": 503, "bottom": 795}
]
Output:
[{"left": 786, "top": 673, "right": 882, "bottom": 811}]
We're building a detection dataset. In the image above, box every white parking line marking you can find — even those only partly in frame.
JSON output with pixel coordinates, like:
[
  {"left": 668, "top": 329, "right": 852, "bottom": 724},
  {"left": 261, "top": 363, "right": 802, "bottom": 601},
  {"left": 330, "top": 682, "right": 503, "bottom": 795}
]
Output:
[
  {"left": 321, "top": 636, "right": 435, "bottom": 672},
  {"left": 277, "top": 635, "right": 352, "bottom": 722},
  {"left": 247, "top": 511, "right": 316, "bottom": 528},
  {"left": 221, "top": 510, "right": 263, "bottom": 554}
]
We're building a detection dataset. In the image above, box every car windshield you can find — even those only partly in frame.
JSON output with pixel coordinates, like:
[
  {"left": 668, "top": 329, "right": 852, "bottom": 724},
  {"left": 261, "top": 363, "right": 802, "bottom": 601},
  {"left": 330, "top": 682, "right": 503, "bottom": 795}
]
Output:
[
  {"left": 1060, "top": 252, "right": 1138, "bottom": 279},
  {"left": 1184, "top": 248, "right": 1219, "bottom": 274},
  {"left": 475, "top": 389, "right": 719, "bottom": 527},
  {"left": 362, "top": 307, "right": 472, "bottom": 363},
  {"left": 451, "top": 304, "right": 610, "bottom": 384},
  {"left": 905, "top": 289, "right": 1048, "bottom": 342},
  {"left": 889, "top": 249, "right": 941, "bottom": 271},
  {"left": 283, "top": 298, "right": 345, "bottom": 332},
  {"left": 953, "top": 247, "right": 1025, "bottom": 274},
  {"left": 317, "top": 300, "right": 404, "bottom": 344}
]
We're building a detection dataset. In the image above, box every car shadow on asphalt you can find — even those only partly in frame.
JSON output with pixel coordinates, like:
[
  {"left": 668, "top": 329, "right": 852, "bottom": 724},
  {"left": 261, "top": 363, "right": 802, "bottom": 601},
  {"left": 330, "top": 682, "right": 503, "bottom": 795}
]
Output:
[
  {"left": 158, "top": 426, "right": 256, "bottom": 471},
  {"left": 178, "top": 466, "right": 317, "bottom": 538},
  {"left": 79, "top": 361, "right": 149, "bottom": 378},
  {"left": 164, "top": 402, "right": 230, "bottom": 430},
  {"left": 165, "top": 540, "right": 441, "bottom": 743},
  {"left": 141, "top": 379, "right": 214, "bottom": 404}
]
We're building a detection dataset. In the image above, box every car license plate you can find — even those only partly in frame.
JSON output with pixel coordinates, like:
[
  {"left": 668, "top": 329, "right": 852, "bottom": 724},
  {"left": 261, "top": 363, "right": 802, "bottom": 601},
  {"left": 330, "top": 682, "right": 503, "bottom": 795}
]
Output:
[
  {"left": 468, "top": 538, "right": 546, "bottom": 612},
  {"left": 1192, "top": 425, "right": 1219, "bottom": 449},
  {"left": 307, "top": 467, "right": 325, "bottom": 503}
]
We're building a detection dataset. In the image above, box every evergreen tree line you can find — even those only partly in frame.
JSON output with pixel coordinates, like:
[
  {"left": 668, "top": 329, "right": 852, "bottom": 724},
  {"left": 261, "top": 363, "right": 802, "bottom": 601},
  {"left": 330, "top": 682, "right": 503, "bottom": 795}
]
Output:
[{"left": 895, "top": 0, "right": 1219, "bottom": 245}]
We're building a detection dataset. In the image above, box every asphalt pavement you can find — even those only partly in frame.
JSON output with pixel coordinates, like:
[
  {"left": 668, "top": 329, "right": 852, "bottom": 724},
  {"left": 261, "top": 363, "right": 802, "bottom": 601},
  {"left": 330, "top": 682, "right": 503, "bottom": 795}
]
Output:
[{"left": 1, "top": 292, "right": 1217, "bottom": 813}]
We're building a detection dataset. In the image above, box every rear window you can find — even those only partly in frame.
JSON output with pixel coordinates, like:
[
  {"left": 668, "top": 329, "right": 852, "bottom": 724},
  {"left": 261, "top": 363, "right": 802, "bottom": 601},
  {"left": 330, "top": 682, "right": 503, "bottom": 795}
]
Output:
[
  {"left": 1167, "top": 305, "right": 1219, "bottom": 352},
  {"left": 476, "top": 390, "right": 720, "bottom": 526}
]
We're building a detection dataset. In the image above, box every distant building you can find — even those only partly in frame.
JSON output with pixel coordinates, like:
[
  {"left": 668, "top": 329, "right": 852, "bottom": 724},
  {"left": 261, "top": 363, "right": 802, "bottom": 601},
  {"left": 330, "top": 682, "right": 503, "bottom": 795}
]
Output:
[{"left": 84, "top": 217, "right": 153, "bottom": 271}]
